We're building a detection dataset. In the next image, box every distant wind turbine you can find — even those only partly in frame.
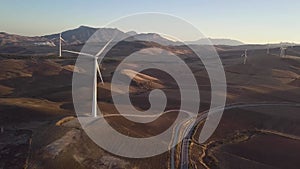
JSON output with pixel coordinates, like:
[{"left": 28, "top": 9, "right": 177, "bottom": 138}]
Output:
[
  {"left": 63, "top": 38, "right": 114, "bottom": 117},
  {"left": 59, "top": 33, "right": 66, "bottom": 57},
  {"left": 267, "top": 44, "right": 270, "bottom": 54},
  {"left": 280, "top": 45, "right": 287, "bottom": 58},
  {"left": 241, "top": 49, "right": 248, "bottom": 64},
  {"left": 50, "top": 33, "right": 66, "bottom": 57}
]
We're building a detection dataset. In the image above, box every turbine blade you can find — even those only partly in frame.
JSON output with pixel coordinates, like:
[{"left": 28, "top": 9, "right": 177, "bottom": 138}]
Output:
[
  {"left": 96, "top": 60, "right": 104, "bottom": 85},
  {"left": 62, "top": 50, "right": 95, "bottom": 58},
  {"left": 95, "top": 37, "right": 114, "bottom": 57},
  {"left": 50, "top": 42, "right": 56, "bottom": 47},
  {"left": 60, "top": 37, "right": 66, "bottom": 42}
]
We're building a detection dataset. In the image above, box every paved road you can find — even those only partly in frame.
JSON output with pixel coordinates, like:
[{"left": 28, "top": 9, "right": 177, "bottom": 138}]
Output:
[
  {"left": 178, "top": 102, "right": 300, "bottom": 169},
  {"left": 169, "top": 119, "right": 191, "bottom": 169}
]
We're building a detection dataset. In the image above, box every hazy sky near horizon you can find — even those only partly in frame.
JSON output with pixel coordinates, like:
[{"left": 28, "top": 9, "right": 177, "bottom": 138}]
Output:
[{"left": 1, "top": 0, "right": 299, "bottom": 44}]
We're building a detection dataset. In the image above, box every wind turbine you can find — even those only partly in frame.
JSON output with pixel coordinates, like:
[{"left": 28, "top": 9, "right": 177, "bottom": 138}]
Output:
[
  {"left": 280, "top": 45, "right": 287, "bottom": 58},
  {"left": 241, "top": 49, "right": 248, "bottom": 64},
  {"left": 50, "top": 33, "right": 66, "bottom": 57},
  {"left": 59, "top": 33, "right": 66, "bottom": 57},
  {"left": 267, "top": 44, "right": 270, "bottom": 54},
  {"left": 63, "top": 38, "right": 113, "bottom": 117}
]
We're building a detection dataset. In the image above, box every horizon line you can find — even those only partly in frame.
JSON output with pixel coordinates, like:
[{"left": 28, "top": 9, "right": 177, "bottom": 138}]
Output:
[{"left": 1, "top": 25, "right": 299, "bottom": 45}]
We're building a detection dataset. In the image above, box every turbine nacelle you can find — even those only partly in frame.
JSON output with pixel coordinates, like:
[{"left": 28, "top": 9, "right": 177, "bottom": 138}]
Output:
[{"left": 62, "top": 50, "right": 104, "bottom": 85}]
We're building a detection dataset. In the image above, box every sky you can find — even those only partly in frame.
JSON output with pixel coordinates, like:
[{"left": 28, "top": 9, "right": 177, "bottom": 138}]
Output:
[{"left": 1, "top": 0, "right": 299, "bottom": 44}]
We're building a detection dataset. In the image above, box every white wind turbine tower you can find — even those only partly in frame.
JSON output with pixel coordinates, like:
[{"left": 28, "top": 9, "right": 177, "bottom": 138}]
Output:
[
  {"left": 241, "top": 49, "right": 248, "bottom": 64},
  {"left": 59, "top": 33, "right": 66, "bottom": 57},
  {"left": 63, "top": 38, "right": 113, "bottom": 117},
  {"left": 267, "top": 44, "right": 270, "bottom": 54}
]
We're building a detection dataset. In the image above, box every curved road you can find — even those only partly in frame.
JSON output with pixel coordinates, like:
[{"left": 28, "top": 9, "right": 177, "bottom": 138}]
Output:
[{"left": 176, "top": 102, "right": 300, "bottom": 169}]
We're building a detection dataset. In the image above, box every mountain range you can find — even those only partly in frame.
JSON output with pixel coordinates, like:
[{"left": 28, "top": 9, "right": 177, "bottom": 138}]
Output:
[
  {"left": 0, "top": 25, "right": 245, "bottom": 47},
  {"left": 186, "top": 38, "right": 244, "bottom": 46}
]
